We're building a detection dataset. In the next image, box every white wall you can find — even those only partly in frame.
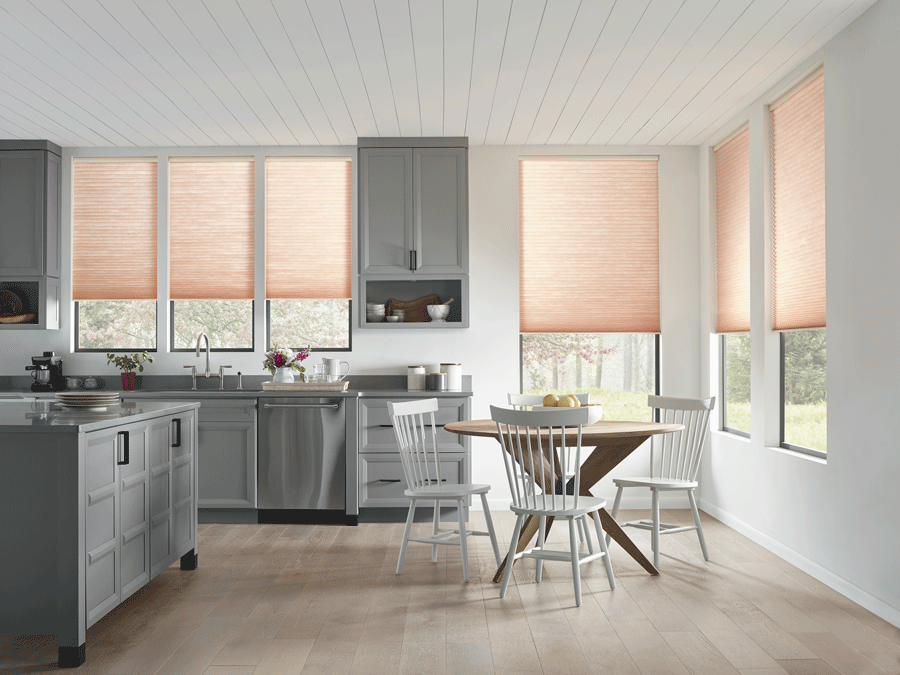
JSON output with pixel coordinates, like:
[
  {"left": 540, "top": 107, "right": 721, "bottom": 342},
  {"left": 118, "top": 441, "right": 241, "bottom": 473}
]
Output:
[
  {"left": 698, "top": 0, "right": 900, "bottom": 628},
  {"left": 0, "top": 143, "right": 703, "bottom": 510}
]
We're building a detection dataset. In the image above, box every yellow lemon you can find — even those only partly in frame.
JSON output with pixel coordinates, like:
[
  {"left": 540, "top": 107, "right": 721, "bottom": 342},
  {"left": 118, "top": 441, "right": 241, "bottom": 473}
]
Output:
[
  {"left": 542, "top": 394, "right": 559, "bottom": 407},
  {"left": 557, "top": 396, "right": 575, "bottom": 407},
  {"left": 567, "top": 395, "right": 581, "bottom": 407}
]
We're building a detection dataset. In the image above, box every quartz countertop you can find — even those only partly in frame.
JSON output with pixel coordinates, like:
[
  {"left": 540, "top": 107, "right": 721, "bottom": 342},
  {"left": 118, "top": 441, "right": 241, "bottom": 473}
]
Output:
[{"left": 0, "top": 400, "right": 200, "bottom": 433}]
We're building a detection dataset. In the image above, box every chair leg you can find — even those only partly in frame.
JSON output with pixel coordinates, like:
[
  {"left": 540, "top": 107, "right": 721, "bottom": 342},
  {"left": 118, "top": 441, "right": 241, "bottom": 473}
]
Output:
[
  {"left": 457, "top": 498, "right": 469, "bottom": 582},
  {"left": 651, "top": 488, "right": 660, "bottom": 569},
  {"left": 688, "top": 490, "right": 709, "bottom": 561},
  {"left": 568, "top": 517, "right": 582, "bottom": 607},
  {"left": 397, "top": 499, "right": 417, "bottom": 575},
  {"left": 577, "top": 515, "right": 585, "bottom": 542},
  {"left": 500, "top": 514, "right": 524, "bottom": 599},
  {"left": 536, "top": 515, "right": 546, "bottom": 583},
  {"left": 432, "top": 499, "right": 441, "bottom": 563},
  {"left": 606, "top": 485, "right": 624, "bottom": 547},
  {"left": 581, "top": 515, "right": 594, "bottom": 554},
  {"left": 480, "top": 493, "right": 502, "bottom": 566},
  {"left": 592, "top": 510, "right": 616, "bottom": 591}
]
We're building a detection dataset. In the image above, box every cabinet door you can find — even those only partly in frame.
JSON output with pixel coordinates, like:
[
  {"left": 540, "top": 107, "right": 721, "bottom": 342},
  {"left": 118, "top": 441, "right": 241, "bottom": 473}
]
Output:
[
  {"left": 359, "top": 397, "right": 470, "bottom": 454},
  {"left": 148, "top": 417, "right": 176, "bottom": 576},
  {"left": 0, "top": 151, "right": 45, "bottom": 276},
  {"left": 414, "top": 148, "right": 468, "bottom": 274},
  {"left": 171, "top": 410, "right": 195, "bottom": 554},
  {"left": 359, "top": 148, "right": 414, "bottom": 274},
  {"left": 119, "top": 423, "right": 149, "bottom": 600},
  {"left": 198, "top": 400, "right": 257, "bottom": 509}
]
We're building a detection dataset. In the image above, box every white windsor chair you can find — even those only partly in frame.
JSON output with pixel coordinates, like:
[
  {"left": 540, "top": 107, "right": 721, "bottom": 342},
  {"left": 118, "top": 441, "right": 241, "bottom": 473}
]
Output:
[
  {"left": 606, "top": 395, "right": 715, "bottom": 568},
  {"left": 389, "top": 398, "right": 502, "bottom": 583},
  {"left": 490, "top": 405, "right": 615, "bottom": 607},
  {"left": 507, "top": 393, "right": 593, "bottom": 546}
]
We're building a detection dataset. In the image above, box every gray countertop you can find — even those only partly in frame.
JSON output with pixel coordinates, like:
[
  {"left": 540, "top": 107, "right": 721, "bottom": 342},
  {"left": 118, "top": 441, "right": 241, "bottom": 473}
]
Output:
[{"left": 0, "top": 400, "right": 200, "bottom": 433}]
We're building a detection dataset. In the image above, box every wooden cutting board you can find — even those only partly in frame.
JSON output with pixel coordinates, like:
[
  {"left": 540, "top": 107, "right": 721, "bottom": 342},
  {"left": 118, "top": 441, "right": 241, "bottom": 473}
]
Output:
[
  {"left": 262, "top": 381, "right": 349, "bottom": 391},
  {"left": 386, "top": 294, "right": 440, "bottom": 322}
]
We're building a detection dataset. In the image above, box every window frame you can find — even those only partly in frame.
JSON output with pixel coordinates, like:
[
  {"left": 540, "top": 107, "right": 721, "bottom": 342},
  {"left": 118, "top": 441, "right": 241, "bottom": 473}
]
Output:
[
  {"left": 720, "top": 333, "right": 750, "bottom": 438},
  {"left": 168, "top": 300, "right": 256, "bottom": 353},
  {"left": 73, "top": 300, "right": 158, "bottom": 353},
  {"left": 265, "top": 299, "right": 353, "bottom": 353},
  {"left": 779, "top": 330, "right": 826, "bottom": 459}
]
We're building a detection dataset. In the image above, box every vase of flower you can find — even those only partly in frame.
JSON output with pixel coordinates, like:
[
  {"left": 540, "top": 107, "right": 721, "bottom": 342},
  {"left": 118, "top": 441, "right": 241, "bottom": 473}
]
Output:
[{"left": 264, "top": 344, "right": 311, "bottom": 384}]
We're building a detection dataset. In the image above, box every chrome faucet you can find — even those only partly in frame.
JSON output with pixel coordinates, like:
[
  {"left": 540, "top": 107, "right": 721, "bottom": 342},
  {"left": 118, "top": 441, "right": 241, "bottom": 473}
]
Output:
[{"left": 195, "top": 333, "right": 211, "bottom": 378}]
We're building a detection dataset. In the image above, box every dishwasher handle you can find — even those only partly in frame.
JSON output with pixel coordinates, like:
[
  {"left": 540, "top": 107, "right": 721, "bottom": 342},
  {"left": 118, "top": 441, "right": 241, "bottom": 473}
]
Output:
[{"left": 263, "top": 403, "right": 340, "bottom": 410}]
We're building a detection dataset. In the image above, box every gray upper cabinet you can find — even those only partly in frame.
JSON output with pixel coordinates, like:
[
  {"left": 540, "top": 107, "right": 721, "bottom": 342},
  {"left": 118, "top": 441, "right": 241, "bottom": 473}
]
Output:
[
  {"left": 359, "top": 140, "right": 468, "bottom": 275},
  {"left": 0, "top": 142, "right": 61, "bottom": 278}
]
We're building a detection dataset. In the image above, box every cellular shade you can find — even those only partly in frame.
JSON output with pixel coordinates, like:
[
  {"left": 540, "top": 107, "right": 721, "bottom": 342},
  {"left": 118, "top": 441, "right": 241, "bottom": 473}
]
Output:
[
  {"left": 169, "top": 159, "right": 255, "bottom": 300},
  {"left": 715, "top": 127, "right": 751, "bottom": 333},
  {"left": 519, "top": 158, "right": 659, "bottom": 333},
  {"left": 266, "top": 158, "right": 352, "bottom": 299},
  {"left": 772, "top": 70, "right": 825, "bottom": 330},
  {"left": 73, "top": 159, "right": 157, "bottom": 300}
]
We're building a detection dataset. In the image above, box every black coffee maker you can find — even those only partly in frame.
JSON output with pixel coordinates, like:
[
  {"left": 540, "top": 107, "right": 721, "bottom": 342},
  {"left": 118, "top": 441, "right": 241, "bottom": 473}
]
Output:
[{"left": 26, "top": 351, "right": 65, "bottom": 392}]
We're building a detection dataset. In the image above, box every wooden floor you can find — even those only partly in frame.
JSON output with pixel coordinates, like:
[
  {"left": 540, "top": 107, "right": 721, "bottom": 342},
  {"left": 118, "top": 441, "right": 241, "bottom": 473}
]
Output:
[{"left": 3, "top": 509, "right": 900, "bottom": 675}]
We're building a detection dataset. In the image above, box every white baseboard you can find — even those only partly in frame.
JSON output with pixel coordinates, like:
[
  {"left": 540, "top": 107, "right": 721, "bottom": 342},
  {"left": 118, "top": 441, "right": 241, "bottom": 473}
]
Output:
[{"left": 698, "top": 498, "right": 900, "bottom": 630}]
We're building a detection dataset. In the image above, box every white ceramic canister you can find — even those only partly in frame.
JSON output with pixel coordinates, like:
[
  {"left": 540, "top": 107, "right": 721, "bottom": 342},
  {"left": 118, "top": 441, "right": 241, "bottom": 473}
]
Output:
[
  {"left": 407, "top": 366, "right": 426, "bottom": 391},
  {"left": 440, "top": 363, "right": 462, "bottom": 391}
]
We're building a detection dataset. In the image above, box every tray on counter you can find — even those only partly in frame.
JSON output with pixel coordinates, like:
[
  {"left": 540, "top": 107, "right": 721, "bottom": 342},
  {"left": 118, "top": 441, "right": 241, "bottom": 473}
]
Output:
[{"left": 261, "top": 381, "right": 350, "bottom": 392}]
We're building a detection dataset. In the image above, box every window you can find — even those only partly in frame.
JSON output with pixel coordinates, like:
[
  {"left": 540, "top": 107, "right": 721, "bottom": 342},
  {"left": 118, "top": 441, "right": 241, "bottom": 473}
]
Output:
[
  {"left": 715, "top": 126, "right": 751, "bottom": 435},
  {"left": 772, "top": 69, "right": 826, "bottom": 455},
  {"left": 265, "top": 158, "right": 352, "bottom": 350},
  {"left": 169, "top": 158, "right": 255, "bottom": 351},
  {"left": 519, "top": 158, "right": 660, "bottom": 419},
  {"left": 73, "top": 159, "right": 157, "bottom": 351}
]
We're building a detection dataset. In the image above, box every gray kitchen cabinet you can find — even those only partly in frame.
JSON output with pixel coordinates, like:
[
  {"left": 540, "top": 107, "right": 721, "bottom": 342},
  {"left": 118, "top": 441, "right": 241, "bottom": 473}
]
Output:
[
  {"left": 359, "top": 453, "right": 469, "bottom": 508},
  {"left": 0, "top": 142, "right": 61, "bottom": 278},
  {"left": 359, "top": 142, "right": 468, "bottom": 275},
  {"left": 197, "top": 398, "right": 257, "bottom": 509}
]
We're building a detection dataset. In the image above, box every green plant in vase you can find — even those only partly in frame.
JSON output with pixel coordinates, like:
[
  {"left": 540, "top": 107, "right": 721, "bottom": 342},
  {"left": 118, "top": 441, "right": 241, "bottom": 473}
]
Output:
[{"left": 107, "top": 351, "right": 153, "bottom": 391}]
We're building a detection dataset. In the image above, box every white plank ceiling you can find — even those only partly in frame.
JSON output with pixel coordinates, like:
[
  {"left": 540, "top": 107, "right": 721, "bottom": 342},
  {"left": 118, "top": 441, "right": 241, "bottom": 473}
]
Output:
[{"left": 0, "top": 0, "right": 876, "bottom": 148}]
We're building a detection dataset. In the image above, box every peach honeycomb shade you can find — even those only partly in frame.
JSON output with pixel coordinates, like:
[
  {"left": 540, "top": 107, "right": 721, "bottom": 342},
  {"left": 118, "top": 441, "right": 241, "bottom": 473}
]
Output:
[
  {"left": 715, "top": 127, "right": 751, "bottom": 333},
  {"left": 772, "top": 70, "right": 826, "bottom": 330},
  {"left": 169, "top": 159, "right": 255, "bottom": 300},
  {"left": 73, "top": 159, "right": 157, "bottom": 300},
  {"left": 266, "top": 158, "right": 352, "bottom": 299},
  {"left": 519, "top": 158, "right": 659, "bottom": 334}
]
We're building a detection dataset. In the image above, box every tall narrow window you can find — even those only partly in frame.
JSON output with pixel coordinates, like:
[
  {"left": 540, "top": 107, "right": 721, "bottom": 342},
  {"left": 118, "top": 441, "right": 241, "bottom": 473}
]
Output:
[
  {"left": 519, "top": 158, "right": 660, "bottom": 421},
  {"left": 265, "top": 157, "right": 352, "bottom": 350},
  {"left": 772, "top": 69, "right": 826, "bottom": 456},
  {"left": 169, "top": 158, "right": 255, "bottom": 350},
  {"left": 73, "top": 158, "right": 157, "bottom": 351},
  {"left": 715, "top": 126, "right": 751, "bottom": 436}
]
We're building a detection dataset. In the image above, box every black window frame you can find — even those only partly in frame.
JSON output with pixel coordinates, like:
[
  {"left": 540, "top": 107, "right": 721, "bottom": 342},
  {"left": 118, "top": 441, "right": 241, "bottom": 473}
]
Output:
[
  {"left": 169, "top": 300, "right": 256, "bottom": 353},
  {"left": 73, "top": 300, "right": 158, "bottom": 353},
  {"left": 265, "top": 299, "right": 353, "bottom": 353},
  {"left": 780, "top": 330, "right": 826, "bottom": 459},
  {"left": 720, "top": 333, "right": 751, "bottom": 438}
]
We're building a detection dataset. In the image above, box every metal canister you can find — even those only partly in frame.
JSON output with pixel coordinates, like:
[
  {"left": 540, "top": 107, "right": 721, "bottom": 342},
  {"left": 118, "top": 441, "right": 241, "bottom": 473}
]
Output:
[{"left": 425, "top": 372, "right": 448, "bottom": 391}]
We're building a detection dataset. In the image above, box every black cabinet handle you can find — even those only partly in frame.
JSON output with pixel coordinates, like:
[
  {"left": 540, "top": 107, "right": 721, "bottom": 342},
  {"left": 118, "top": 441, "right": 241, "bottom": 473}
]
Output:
[
  {"left": 379, "top": 479, "right": 401, "bottom": 483},
  {"left": 117, "top": 431, "right": 129, "bottom": 466},
  {"left": 171, "top": 418, "right": 182, "bottom": 447},
  {"left": 378, "top": 423, "right": 445, "bottom": 428},
  {"left": 409, "top": 250, "right": 417, "bottom": 271}
]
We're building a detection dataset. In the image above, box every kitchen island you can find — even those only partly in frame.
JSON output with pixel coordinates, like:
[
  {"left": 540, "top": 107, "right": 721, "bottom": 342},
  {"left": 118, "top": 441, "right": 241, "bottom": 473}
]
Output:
[{"left": 0, "top": 400, "right": 200, "bottom": 668}]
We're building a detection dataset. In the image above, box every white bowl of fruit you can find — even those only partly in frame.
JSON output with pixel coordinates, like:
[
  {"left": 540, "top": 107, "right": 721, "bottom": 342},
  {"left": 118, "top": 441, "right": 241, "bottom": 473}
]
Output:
[{"left": 537, "top": 394, "right": 603, "bottom": 425}]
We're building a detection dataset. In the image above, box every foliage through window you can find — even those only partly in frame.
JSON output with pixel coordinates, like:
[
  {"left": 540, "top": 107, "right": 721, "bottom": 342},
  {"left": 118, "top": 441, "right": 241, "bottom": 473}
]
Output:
[
  {"left": 171, "top": 300, "right": 253, "bottom": 351},
  {"left": 722, "top": 333, "right": 751, "bottom": 435},
  {"left": 521, "top": 333, "right": 657, "bottom": 422},
  {"left": 782, "top": 329, "right": 827, "bottom": 454},
  {"left": 268, "top": 299, "right": 350, "bottom": 351},
  {"left": 76, "top": 301, "right": 156, "bottom": 351}
]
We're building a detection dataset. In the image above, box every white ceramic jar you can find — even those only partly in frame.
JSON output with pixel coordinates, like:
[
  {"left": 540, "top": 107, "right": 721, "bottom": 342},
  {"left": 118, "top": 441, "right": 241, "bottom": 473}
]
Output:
[
  {"left": 441, "top": 363, "right": 462, "bottom": 391},
  {"left": 407, "top": 366, "right": 426, "bottom": 391}
]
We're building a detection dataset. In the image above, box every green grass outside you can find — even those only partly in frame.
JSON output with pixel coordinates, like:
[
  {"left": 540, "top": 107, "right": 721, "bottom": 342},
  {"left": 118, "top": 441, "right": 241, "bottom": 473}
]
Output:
[{"left": 724, "top": 401, "right": 827, "bottom": 453}]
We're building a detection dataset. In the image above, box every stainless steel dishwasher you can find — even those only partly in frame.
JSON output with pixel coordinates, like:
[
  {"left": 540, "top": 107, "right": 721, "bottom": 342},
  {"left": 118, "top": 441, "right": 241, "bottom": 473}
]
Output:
[{"left": 258, "top": 397, "right": 354, "bottom": 524}]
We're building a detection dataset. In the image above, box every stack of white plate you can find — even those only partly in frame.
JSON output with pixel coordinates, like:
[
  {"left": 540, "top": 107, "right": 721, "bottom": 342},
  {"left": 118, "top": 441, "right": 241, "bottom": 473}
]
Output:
[{"left": 55, "top": 391, "right": 120, "bottom": 411}]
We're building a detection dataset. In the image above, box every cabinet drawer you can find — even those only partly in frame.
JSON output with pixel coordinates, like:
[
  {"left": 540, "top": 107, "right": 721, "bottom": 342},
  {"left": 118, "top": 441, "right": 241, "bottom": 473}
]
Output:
[
  {"left": 359, "top": 397, "right": 468, "bottom": 453},
  {"left": 359, "top": 453, "right": 467, "bottom": 508},
  {"left": 197, "top": 399, "right": 256, "bottom": 423}
]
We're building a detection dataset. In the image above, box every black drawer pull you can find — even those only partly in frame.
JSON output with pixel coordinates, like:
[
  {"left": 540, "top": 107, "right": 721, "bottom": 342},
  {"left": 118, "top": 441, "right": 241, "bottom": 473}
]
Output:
[
  {"left": 379, "top": 479, "right": 402, "bottom": 483},
  {"left": 117, "top": 431, "right": 130, "bottom": 466},
  {"left": 171, "top": 418, "right": 182, "bottom": 447},
  {"left": 379, "top": 423, "right": 445, "bottom": 428}
]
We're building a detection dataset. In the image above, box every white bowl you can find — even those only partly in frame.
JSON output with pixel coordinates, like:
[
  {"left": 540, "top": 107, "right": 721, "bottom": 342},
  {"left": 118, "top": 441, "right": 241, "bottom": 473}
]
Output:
[
  {"left": 537, "top": 403, "right": 603, "bottom": 425},
  {"left": 366, "top": 313, "right": 385, "bottom": 322},
  {"left": 385, "top": 316, "right": 400, "bottom": 323},
  {"left": 426, "top": 304, "right": 450, "bottom": 322},
  {"left": 366, "top": 303, "right": 385, "bottom": 311}
]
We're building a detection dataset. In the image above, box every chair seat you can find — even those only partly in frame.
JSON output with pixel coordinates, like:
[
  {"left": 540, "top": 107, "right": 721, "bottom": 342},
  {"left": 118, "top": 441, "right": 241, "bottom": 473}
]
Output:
[
  {"left": 405, "top": 482, "right": 492, "bottom": 498},
  {"left": 612, "top": 476, "right": 698, "bottom": 490},
  {"left": 510, "top": 495, "right": 607, "bottom": 518}
]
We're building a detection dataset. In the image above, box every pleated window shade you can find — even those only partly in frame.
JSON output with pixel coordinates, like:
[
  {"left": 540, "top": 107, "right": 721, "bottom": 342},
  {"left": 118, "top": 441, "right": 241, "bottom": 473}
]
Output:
[
  {"left": 169, "top": 159, "right": 255, "bottom": 300},
  {"left": 715, "top": 127, "right": 751, "bottom": 333},
  {"left": 772, "top": 70, "right": 826, "bottom": 330},
  {"left": 519, "top": 158, "right": 659, "bottom": 333},
  {"left": 266, "top": 158, "right": 352, "bottom": 299},
  {"left": 73, "top": 159, "right": 158, "bottom": 300}
]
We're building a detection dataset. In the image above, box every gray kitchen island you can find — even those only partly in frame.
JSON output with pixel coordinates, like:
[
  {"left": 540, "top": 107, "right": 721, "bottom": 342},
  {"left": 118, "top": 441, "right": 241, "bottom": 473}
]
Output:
[{"left": 0, "top": 400, "right": 200, "bottom": 668}]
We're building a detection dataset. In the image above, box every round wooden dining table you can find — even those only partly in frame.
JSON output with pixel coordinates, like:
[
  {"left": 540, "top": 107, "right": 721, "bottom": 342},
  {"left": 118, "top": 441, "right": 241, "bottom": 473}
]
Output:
[{"left": 444, "top": 418, "right": 684, "bottom": 583}]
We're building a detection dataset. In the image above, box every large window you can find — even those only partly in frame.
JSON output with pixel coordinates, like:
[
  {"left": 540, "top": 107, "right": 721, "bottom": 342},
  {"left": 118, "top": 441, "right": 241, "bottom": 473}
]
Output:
[
  {"left": 519, "top": 157, "right": 660, "bottom": 420},
  {"left": 772, "top": 69, "right": 826, "bottom": 456},
  {"left": 715, "top": 125, "right": 751, "bottom": 435},
  {"left": 73, "top": 159, "right": 157, "bottom": 351}
]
